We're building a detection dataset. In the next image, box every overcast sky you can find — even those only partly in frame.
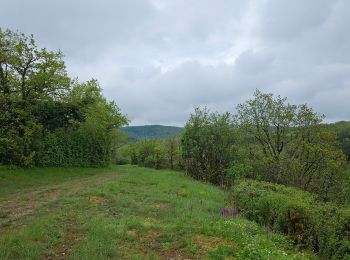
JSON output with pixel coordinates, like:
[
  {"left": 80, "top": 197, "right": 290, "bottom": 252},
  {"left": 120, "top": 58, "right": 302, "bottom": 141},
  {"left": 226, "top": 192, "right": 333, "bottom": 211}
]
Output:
[{"left": 1, "top": 0, "right": 349, "bottom": 125}]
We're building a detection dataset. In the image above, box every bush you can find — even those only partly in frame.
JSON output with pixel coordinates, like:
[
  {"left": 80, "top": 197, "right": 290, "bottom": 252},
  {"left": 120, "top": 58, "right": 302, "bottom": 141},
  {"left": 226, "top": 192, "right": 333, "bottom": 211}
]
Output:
[
  {"left": 115, "top": 154, "right": 130, "bottom": 165},
  {"left": 118, "top": 138, "right": 182, "bottom": 170},
  {"left": 315, "top": 206, "right": 350, "bottom": 258},
  {"left": 230, "top": 180, "right": 315, "bottom": 247},
  {"left": 36, "top": 122, "right": 112, "bottom": 167},
  {"left": 229, "top": 179, "right": 350, "bottom": 258},
  {"left": 181, "top": 107, "right": 236, "bottom": 186}
]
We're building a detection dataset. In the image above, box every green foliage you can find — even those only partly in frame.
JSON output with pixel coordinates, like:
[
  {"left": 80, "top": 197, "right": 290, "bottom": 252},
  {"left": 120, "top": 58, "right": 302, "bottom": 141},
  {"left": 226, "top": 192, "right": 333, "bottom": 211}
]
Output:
[
  {"left": 37, "top": 123, "right": 112, "bottom": 167},
  {"left": 334, "top": 166, "right": 350, "bottom": 204},
  {"left": 230, "top": 180, "right": 315, "bottom": 246},
  {"left": 118, "top": 137, "right": 182, "bottom": 170},
  {"left": 137, "top": 139, "right": 165, "bottom": 169},
  {"left": 164, "top": 137, "right": 182, "bottom": 169},
  {"left": 180, "top": 94, "right": 347, "bottom": 201},
  {"left": 229, "top": 179, "right": 350, "bottom": 258},
  {"left": 324, "top": 121, "right": 350, "bottom": 161},
  {"left": 181, "top": 107, "right": 237, "bottom": 186},
  {"left": 0, "top": 29, "right": 127, "bottom": 167},
  {"left": 236, "top": 90, "right": 347, "bottom": 200},
  {"left": 0, "top": 29, "right": 70, "bottom": 166},
  {"left": 111, "top": 129, "right": 129, "bottom": 165},
  {"left": 236, "top": 236, "right": 294, "bottom": 260},
  {"left": 227, "top": 161, "right": 256, "bottom": 184}
]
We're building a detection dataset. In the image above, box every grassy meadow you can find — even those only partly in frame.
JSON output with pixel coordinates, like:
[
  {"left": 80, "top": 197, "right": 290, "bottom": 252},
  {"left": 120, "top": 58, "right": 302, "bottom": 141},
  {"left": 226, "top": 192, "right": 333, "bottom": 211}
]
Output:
[{"left": 0, "top": 165, "right": 313, "bottom": 259}]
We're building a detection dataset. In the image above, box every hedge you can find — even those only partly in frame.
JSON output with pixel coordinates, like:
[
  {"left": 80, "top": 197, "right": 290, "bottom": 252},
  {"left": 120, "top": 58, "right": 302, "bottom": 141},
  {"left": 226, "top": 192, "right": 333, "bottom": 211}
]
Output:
[
  {"left": 35, "top": 126, "right": 112, "bottom": 167},
  {"left": 229, "top": 179, "right": 350, "bottom": 258}
]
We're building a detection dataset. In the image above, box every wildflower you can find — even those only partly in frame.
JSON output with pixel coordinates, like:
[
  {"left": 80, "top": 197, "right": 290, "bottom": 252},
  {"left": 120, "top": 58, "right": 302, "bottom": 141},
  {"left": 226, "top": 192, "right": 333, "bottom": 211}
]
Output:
[
  {"left": 221, "top": 206, "right": 238, "bottom": 218},
  {"left": 221, "top": 208, "right": 229, "bottom": 217}
]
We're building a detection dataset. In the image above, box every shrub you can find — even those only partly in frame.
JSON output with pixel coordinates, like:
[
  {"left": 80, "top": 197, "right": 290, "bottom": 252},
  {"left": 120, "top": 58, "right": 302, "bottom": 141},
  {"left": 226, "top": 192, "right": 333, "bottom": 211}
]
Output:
[
  {"left": 36, "top": 122, "right": 112, "bottom": 167},
  {"left": 236, "top": 235, "right": 292, "bottom": 260},
  {"left": 230, "top": 180, "right": 315, "bottom": 247},
  {"left": 181, "top": 107, "right": 236, "bottom": 186},
  {"left": 229, "top": 179, "right": 350, "bottom": 258},
  {"left": 315, "top": 206, "right": 350, "bottom": 258}
]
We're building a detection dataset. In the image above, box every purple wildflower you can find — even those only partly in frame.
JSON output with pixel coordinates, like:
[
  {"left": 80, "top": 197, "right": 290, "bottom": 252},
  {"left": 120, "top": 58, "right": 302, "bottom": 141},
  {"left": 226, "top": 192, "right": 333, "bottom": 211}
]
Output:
[
  {"left": 221, "top": 208, "right": 229, "bottom": 217},
  {"left": 220, "top": 206, "right": 239, "bottom": 218}
]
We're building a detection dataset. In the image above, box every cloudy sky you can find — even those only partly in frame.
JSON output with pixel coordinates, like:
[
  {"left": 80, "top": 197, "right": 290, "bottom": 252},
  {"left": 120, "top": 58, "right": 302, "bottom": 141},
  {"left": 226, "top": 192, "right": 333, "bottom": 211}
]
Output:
[{"left": 1, "top": 0, "right": 349, "bottom": 125}]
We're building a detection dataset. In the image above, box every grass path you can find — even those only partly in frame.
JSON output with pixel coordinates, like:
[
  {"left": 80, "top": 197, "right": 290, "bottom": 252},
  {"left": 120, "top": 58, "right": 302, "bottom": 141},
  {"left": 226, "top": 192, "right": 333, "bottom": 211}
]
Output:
[
  {"left": 0, "top": 165, "right": 314, "bottom": 259},
  {"left": 0, "top": 172, "right": 117, "bottom": 227}
]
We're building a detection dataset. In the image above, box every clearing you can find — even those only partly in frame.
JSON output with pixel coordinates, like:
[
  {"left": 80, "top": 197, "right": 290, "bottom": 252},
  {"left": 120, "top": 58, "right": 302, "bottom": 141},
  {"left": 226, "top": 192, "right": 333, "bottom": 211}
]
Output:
[{"left": 0, "top": 165, "right": 313, "bottom": 259}]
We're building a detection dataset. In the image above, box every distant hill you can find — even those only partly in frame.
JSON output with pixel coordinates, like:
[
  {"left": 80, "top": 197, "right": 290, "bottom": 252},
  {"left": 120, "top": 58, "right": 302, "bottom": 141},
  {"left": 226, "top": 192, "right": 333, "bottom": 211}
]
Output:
[{"left": 121, "top": 125, "right": 184, "bottom": 140}]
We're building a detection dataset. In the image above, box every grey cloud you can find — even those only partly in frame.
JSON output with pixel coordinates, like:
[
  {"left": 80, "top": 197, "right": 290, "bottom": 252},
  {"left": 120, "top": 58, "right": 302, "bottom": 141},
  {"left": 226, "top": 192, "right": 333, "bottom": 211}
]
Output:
[
  {"left": 1, "top": 0, "right": 349, "bottom": 125},
  {"left": 259, "top": 0, "right": 334, "bottom": 42},
  {"left": 234, "top": 50, "right": 275, "bottom": 74},
  {"left": 1, "top": 0, "right": 157, "bottom": 59}
]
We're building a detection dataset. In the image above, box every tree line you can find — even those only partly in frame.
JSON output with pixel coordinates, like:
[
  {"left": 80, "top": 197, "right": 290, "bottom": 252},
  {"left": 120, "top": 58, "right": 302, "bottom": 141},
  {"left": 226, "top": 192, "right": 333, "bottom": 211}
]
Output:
[
  {"left": 0, "top": 29, "right": 127, "bottom": 167},
  {"left": 122, "top": 90, "right": 350, "bottom": 203},
  {"left": 183, "top": 90, "right": 348, "bottom": 202},
  {"left": 117, "top": 137, "right": 182, "bottom": 170}
]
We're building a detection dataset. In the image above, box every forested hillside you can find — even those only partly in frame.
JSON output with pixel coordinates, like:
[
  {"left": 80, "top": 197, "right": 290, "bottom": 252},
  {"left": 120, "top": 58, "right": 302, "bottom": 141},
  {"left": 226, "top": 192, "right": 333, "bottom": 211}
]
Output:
[
  {"left": 121, "top": 125, "right": 183, "bottom": 140},
  {"left": 325, "top": 121, "right": 350, "bottom": 161}
]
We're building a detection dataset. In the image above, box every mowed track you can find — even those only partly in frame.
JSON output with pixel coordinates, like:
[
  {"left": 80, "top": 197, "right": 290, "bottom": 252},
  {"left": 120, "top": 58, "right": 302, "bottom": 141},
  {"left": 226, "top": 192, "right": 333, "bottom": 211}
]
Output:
[
  {"left": 0, "top": 172, "right": 117, "bottom": 228},
  {"left": 0, "top": 165, "right": 312, "bottom": 259}
]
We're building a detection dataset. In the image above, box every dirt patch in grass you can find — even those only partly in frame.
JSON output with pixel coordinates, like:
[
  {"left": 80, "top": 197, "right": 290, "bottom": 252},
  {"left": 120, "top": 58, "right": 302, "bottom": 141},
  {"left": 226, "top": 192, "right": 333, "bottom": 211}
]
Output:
[
  {"left": 119, "top": 243, "right": 148, "bottom": 258},
  {"left": 156, "top": 248, "right": 194, "bottom": 260},
  {"left": 139, "top": 230, "right": 194, "bottom": 259},
  {"left": 0, "top": 173, "right": 117, "bottom": 229},
  {"left": 154, "top": 203, "right": 171, "bottom": 210},
  {"left": 193, "top": 233, "right": 238, "bottom": 255},
  {"left": 88, "top": 195, "right": 108, "bottom": 205},
  {"left": 0, "top": 188, "right": 60, "bottom": 227},
  {"left": 121, "top": 180, "right": 158, "bottom": 190},
  {"left": 122, "top": 230, "right": 194, "bottom": 260},
  {"left": 126, "top": 228, "right": 139, "bottom": 238},
  {"left": 140, "top": 230, "right": 163, "bottom": 244},
  {"left": 45, "top": 218, "right": 86, "bottom": 260},
  {"left": 86, "top": 194, "right": 123, "bottom": 218}
]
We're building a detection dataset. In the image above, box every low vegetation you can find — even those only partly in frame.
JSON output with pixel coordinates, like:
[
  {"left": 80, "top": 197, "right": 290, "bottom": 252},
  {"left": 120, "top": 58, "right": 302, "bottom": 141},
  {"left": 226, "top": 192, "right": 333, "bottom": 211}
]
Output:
[
  {"left": 229, "top": 179, "right": 350, "bottom": 258},
  {"left": 118, "top": 137, "right": 182, "bottom": 170},
  {"left": 0, "top": 165, "right": 312, "bottom": 259}
]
